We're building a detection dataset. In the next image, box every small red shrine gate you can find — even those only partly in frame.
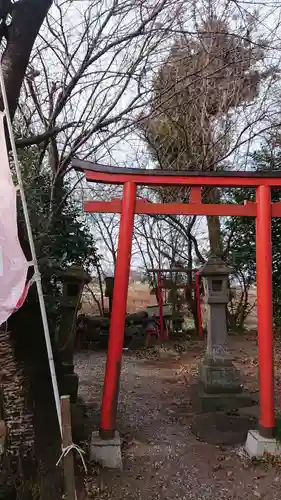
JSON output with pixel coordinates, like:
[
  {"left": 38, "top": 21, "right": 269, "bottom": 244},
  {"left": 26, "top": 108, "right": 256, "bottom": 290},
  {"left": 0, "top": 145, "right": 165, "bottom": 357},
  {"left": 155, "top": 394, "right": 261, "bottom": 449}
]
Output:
[{"left": 73, "top": 160, "right": 281, "bottom": 440}]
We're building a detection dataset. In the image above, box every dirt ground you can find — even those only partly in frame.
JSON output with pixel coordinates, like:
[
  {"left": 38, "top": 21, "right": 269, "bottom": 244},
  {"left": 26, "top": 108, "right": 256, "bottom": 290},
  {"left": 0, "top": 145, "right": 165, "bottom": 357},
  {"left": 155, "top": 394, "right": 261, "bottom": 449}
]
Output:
[{"left": 75, "top": 336, "right": 281, "bottom": 500}]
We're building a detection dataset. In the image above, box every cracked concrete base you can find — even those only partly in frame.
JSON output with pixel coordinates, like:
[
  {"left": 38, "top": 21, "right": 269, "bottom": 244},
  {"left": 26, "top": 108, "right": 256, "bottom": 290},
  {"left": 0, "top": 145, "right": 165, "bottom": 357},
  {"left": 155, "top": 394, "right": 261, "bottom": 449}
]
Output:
[
  {"left": 245, "top": 430, "right": 281, "bottom": 458},
  {"left": 90, "top": 430, "right": 122, "bottom": 469}
]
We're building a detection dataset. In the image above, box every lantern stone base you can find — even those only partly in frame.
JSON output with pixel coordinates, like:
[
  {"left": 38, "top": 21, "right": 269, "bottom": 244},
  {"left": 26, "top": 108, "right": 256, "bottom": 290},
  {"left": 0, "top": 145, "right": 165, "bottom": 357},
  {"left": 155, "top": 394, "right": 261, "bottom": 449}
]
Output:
[
  {"left": 90, "top": 431, "right": 122, "bottom": 469},
  {"left": 192, "top": 384, "right": 254, "bottom": 413},
  {"left": 192, "top": 357, "right": 254, "bottom": 413},
  {"left": 245, "top": 430, "right": 281, "bottom": 458},
  {"left": 198, "top": 357, "right": 242, "bottom": 394}
]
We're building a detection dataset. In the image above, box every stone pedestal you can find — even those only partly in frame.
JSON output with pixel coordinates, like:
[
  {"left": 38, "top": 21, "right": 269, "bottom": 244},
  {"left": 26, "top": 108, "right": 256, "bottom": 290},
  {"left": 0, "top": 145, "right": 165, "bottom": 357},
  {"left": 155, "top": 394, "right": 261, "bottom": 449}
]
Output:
[{"left": 193, "top": 256, "right": 252, "bottom": 413}]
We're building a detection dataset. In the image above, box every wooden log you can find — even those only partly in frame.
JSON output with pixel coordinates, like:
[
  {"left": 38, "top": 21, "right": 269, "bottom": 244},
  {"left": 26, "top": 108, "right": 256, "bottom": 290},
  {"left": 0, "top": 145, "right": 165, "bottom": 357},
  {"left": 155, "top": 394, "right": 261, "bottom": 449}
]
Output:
[
  {"left": 125, "top": 311, "right": 148, "bottom": 324},
  {"left": 60, "top": 395, "right": 76, "bottom": 500}
]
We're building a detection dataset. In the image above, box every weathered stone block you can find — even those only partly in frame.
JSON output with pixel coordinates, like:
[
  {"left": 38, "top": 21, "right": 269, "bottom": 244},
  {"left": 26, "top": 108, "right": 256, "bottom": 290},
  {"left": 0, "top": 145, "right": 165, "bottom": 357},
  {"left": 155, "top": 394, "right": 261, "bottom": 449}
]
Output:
[
  {"left": 191, "top": 412, "right": 257, "bottom": 445},
  {"left": 71, "top": 400, "right": 87, "bottom": 441},
  {"left": 60, "top": 372, "right": 79, "bottom": 403}
]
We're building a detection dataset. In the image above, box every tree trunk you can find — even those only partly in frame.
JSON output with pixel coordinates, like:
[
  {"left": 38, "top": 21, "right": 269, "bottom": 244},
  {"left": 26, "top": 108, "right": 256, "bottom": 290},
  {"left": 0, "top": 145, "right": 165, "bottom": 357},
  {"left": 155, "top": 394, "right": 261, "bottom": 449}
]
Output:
[
  {"left": 0, "top": 2, "right": 63, "bottom": 498},
  {"left": 204, "top": 187, "right": 223, "bottom": 255},
  {"left": 206, "top": 214, "right": 222, "bottom": 254},
  {"left": 1, "top": 0, "right": 53, "bottom": 120}
]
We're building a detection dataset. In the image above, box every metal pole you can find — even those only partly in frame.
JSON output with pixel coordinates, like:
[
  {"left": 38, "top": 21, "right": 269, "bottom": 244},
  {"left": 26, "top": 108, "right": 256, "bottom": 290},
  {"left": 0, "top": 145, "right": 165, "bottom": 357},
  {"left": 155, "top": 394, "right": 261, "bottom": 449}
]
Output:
[
  {"left": 256, "top": 185, "right": 275, "bottom": 437},
  {"left": 100, "top": 182, "right": 136, "bottom": 439}
]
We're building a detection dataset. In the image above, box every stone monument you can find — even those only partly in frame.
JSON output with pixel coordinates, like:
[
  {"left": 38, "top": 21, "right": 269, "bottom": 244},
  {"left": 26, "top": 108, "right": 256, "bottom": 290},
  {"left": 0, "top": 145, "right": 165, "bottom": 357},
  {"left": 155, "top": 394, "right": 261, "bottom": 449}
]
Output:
[
  {"left": 193, "top": 255, "right": 252, "bottom": 412},
  {"left": 56, "top": 264, "right": 91, "bottom": 403}
]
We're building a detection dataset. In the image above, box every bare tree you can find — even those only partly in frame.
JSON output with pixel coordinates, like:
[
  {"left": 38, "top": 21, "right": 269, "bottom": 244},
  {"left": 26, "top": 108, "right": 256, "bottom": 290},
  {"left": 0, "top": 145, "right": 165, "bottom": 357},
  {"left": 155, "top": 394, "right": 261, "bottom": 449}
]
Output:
[{"left": 137, "top": 0, "right": 281, "bottom": 254}]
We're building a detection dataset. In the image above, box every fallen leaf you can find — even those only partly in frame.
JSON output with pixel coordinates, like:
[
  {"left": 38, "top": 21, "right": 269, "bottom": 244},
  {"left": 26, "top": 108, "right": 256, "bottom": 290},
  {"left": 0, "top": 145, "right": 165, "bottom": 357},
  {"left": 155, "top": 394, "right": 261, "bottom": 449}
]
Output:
[{"left": 213, "top": 464, "right": 222, "bottom": 472}]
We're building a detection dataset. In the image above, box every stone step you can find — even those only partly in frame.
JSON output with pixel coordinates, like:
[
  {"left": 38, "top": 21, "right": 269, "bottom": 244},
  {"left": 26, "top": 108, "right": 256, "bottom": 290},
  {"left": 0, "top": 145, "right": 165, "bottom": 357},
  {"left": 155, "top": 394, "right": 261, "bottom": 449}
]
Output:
[{"left": 191, "top": 384, "right": 256, "bottom": 414}]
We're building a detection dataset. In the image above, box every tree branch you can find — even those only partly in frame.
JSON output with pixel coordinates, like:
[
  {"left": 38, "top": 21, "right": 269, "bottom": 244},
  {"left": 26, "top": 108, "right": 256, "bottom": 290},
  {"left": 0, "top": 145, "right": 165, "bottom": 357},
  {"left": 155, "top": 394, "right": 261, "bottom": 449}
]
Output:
[{"left": 15, "top": 122, "right": 79, "bottom": 148}]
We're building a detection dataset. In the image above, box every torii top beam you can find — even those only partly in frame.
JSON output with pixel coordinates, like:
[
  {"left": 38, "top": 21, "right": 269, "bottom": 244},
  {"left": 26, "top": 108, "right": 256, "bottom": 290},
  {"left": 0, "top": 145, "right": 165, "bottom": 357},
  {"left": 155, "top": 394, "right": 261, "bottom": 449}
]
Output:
[{"left": 72, "top": 159, "right": 281, "bottom": 188}]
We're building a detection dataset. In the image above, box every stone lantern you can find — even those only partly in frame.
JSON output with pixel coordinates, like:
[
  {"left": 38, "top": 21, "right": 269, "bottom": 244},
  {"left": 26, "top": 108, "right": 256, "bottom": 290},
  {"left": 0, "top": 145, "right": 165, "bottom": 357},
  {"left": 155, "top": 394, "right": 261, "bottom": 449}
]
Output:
[
  {"left": 105, "top": 275, "right": 115, "bottom": 316},
  {"left": 193, "top": 255, "right": 251, "bottom": 412},
  {"left": 56, "top": 264, "right": 91, "bottom": 402}
]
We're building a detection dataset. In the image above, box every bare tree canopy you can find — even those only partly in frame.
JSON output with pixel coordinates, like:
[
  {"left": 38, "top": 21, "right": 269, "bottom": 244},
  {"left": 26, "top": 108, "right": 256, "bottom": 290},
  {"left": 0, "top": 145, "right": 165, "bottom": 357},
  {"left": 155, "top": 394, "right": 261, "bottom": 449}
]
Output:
[
  {"left": 135, "top": 0, "right": 281, "bottom": 254},
  {"left": 138, "top": 6, "right": 278, "bottom": 175},
  {"left": 16, "top": 0, "right": 185, "bottom": 182}
]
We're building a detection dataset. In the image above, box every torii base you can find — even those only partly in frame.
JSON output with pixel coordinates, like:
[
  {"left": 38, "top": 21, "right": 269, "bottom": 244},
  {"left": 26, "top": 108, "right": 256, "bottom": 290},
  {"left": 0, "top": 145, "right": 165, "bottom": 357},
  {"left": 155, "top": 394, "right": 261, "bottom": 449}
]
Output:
[
  {"left": 90, "top": 431, "right": 122, "bottom": 469},
  {"left": 245, "top": 430, "right": 281, "bottom": 458}
]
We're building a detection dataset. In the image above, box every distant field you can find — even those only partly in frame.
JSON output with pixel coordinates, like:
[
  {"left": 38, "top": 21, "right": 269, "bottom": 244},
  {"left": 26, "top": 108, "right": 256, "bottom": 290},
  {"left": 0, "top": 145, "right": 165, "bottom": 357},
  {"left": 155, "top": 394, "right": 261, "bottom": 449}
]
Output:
[
  {"left": 81, "top": 281, "right": 257, "bottom": 329},
  {"left": 81, "top": 282, "right": 158, "bottom": 315}
]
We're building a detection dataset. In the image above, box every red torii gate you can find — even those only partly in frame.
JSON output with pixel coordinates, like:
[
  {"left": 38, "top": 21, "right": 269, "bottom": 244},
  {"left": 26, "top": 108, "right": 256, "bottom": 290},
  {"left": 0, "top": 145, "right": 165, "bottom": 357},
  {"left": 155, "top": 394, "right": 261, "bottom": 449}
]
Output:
[{"left": 73, "top": 159, "right": 281, "bottom": 441}]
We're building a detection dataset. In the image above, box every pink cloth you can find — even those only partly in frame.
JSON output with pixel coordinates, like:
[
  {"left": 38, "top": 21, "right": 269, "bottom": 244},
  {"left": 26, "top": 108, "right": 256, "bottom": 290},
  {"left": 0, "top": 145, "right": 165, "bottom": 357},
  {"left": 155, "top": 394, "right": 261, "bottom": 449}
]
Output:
[{"left": 0, "top": 113, "right": 29, "bottom": 325}]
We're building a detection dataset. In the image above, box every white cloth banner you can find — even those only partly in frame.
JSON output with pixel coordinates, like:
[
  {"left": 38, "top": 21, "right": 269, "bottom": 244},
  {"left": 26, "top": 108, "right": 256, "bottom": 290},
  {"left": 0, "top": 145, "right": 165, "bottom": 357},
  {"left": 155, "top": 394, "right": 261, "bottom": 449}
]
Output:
[{"left": 0, "top": 113, "right": 29, "bottom": 325}]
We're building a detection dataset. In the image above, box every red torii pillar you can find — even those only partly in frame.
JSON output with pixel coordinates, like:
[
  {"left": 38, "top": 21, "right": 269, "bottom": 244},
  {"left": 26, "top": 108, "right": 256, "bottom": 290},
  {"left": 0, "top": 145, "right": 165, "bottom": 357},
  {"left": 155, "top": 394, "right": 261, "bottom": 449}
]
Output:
[
  {"left": 256, "top": 185, "right": 274, "bottom": 437},
  {"left": 99, "top": 182, "right": 136, "bottom": 439}
]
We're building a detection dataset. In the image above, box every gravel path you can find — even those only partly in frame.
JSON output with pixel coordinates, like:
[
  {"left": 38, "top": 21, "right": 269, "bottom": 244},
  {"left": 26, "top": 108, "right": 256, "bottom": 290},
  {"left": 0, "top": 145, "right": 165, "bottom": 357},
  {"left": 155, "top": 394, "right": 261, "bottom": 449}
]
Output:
[{"left": 75, "top": 341, "right": 281, "bottom": 499}]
